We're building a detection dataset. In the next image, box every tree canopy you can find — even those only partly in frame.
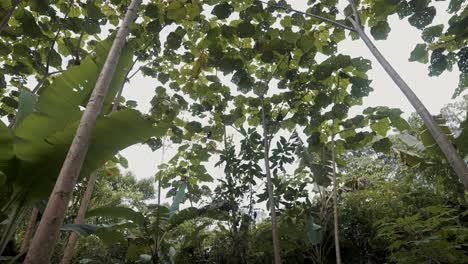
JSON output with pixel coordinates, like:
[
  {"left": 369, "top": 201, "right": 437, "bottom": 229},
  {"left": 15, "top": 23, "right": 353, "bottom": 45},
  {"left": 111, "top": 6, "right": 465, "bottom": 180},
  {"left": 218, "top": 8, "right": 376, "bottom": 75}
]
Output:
[{"left": 0, "top": 0, "right": 466, "bottom": 263}]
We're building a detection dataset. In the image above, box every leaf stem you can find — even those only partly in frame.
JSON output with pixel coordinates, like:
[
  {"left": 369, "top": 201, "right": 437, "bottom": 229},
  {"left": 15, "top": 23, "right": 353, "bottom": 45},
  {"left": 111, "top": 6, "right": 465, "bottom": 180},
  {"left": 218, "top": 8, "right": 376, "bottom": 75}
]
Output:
[{"left": 259, "top": 0, "right": 355, "bottom": 32}]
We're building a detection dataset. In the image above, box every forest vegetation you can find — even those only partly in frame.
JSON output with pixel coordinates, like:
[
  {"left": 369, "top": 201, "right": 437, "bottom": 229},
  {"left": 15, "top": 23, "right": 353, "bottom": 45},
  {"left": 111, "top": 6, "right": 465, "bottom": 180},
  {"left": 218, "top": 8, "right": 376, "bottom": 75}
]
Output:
[{"left": 0, "top": 0, "right": 467, "bottom": 263}]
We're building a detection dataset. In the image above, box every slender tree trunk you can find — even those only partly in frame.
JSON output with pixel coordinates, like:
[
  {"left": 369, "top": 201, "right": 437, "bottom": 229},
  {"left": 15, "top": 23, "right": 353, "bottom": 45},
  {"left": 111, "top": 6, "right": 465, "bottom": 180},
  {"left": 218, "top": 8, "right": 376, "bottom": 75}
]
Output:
[
  {"left": 19, "top": 208, "right": 39, "bottom": 253},
  {"left": 330, "top": 131, "right": 342, "bottom": 264},
  {"left": 347, "top": 17, "right": 468, "bottom": 189},
  {"left": 23, "top": 1, "right": 141, "bottom": 262},
  {"left": 60, "top": 170, "right": 99, "bottom": 264},
  {"left": 0, "top": 0, "right": 20, "bottom": 34},
  {"left": 157, "top": 140, "right": 166, "bottom": 205},
  {"left": 261, "top": 98, "right": 281, "bottom": 264}
]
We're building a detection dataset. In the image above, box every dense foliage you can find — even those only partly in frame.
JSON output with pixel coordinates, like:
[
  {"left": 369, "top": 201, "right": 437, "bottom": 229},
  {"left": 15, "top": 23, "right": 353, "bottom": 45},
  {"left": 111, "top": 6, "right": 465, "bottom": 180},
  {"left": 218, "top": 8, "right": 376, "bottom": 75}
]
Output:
[{"left": 0, "top": 0, "right": 466, "bottom": 263}]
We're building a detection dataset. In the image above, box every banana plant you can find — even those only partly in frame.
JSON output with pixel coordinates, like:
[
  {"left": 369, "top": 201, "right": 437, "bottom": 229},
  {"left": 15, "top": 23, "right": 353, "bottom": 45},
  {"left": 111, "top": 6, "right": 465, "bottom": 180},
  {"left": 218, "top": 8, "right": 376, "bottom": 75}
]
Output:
[
  {"left": 61, "top": 181, "right": 228, "bottom": 263},
  {"left": 0, "top": 38, "right": 162, "bottom": 256}
]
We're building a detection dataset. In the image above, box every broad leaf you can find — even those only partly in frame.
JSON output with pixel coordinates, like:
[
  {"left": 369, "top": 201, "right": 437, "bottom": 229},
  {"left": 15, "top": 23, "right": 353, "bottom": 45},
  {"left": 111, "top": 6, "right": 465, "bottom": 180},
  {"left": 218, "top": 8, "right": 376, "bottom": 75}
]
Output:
[
  {"left": 211, "top": 3, "right": 233, "bottom": 19},
  {"left": 13, "top": 109, "right": 156, "bottom": 203},
  {"left": 14, "top": 38, "right": 133, "bottom": 153},
  {"left": 409, "top": 44, "right": 428, "bottom": 63},
  {"left": 371, "top": 21, "right": 391, "bottom": 40},
  {"left": 169, "top": 181, "right": 187, "bottom": 215},
  {"left": 15, "top": 89, "right": 37, "bottom": 127},
  {"left": 305, "top": 214, "right": 322, "bottom": 245},
  {"left": 86, "top": 206, "right": 145, "bottom": 225}
]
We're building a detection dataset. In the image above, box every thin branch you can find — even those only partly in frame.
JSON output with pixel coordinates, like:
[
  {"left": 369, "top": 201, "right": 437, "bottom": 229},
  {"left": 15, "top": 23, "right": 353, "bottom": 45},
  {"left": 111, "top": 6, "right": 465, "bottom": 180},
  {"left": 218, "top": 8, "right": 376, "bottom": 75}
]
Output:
[
  {"left": 347, "top": 0, "right": 362, "bottom": 26},
  {"left": 259, "top": 0, "right": 355, "bottom": 32},
  {"left": 112, "top": 32, "right": 160, "bottom": 110},
  {"left": 0, "top": 0, "right": 21, "bottom": 35},
  {"left": 73, "top": 0, "right": 96, "bottom": 64},
  {"left": 111, "top": 78, "right": 128, "bottom": 112},
  {"left": 31, "top": 70, "right": 63, "bottom": 94},
  {"left": 126, "top": 54, "right": 161, "bottom": 80},
  {"left": 74, "top": 32, "right": 85, "bottom": 64},
  {"left": 31, "top": 77, "right": 47, "bottom": 94},
  {"left": 49, "top": 70, "right": 64, "bottom": 75},
  {"left": 111, "top": 58, "right": 137, "bottom": 112},
  {"left": 33, "top": 1, "right": 73, "bottom": 94},
  {"left": 126, "top": 58, "right": 145, "bottom": 80}
]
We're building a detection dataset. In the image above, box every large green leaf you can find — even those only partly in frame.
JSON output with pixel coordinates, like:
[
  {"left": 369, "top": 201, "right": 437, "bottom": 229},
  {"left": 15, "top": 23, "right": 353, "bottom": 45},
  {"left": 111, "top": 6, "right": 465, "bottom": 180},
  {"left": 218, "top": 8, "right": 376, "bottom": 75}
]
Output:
[
  {"left": 409, "top": 44, "right": 428, "bottom": 63},
  {"left": 305, "top": 214, "right": 322, "bottom": 245},
  {"left": 14, "top": 89, "right": 37, "bottom": 127},
  {"left": 371, "top": 118, "right": 390, "bottom": 137},
  {"left": 0, "top": 121, "right": 13, "bottom": 194},
  {"left": 14, "top": 38, "right": 133, "bottom": 162},
  {"left": 61, "top": 222, "right": 130, "bottom": 241},
  {"left": 168, "top": 203, "right": 229, "bottom": 230},
  {"left": 456, "top": 117, "right": 467, "bottom": 155},
  {"left": 0, "top": 121, "right": 13, "bottom": 162},
  {"left": 0, "top": 171, "right": 6, "bottom": 187},
  {"left": 169, "top": 181, "right": 187, "bottom": 216},
  {"left": 86, "top": 206, "right": 146, "bottom": 225},
  {"left": 370, "top": 21, "right": 391, "bottom": 40},
  {"left": 397, "top": 133, "right": 425, "bottom": 152},
  {"left": 420, "top": 122, "right": 453, "bottom": 157},
  {"left": 211, "top": 3, "right": 233, "bottom": 19},
  {"left": 13, "top": 109, "right": 157, "bottom": 202},
  {"left": 372, "top": 137, "right": 392, "bottom": 154},
  {"left": 61, "top": 223, "right": 102, "bottom": 236}
]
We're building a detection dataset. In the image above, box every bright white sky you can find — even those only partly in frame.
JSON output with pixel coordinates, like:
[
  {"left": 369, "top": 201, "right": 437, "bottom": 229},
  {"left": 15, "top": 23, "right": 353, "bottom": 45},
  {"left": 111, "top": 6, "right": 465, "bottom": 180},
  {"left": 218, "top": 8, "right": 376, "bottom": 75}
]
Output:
[{"left": 121, "top": 0, "right": 463, "bottom": 188}]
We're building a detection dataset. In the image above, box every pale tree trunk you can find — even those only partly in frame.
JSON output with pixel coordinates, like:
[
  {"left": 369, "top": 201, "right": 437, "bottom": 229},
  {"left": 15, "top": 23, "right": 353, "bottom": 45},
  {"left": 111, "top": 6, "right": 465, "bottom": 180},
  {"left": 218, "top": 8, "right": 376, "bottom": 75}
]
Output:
[
  {"left": 349, "top": 16, "right": 468, "bottom": 187},
  {"left": 60, "top": 170, "right": 99, "bottom": 264},
  {"left": 61, "top": 65, "right": 131, "bottom": 264},
  {"left": 330, "top": 131, "right": 342, "bottom": 264},
  {"left": 0, "top": 0, "right": 20, "bottom": 34},
  {"left": 19, "top": 208, "right": 39, "bottom": 253},
  {"left": 157, "top": 141, "right": 166, "bottom": 205},
  {"left": 23, "top": 1, "right": 141, "bottom": 262},
  {"left": 261, "top": 98, "right": 281, "bottom": 264},
  {"left": 346, "top": 3, "right": 468, "bottom": 188},
  {"left": 262, "top": 0, "right": 468, "bottom": 189}
]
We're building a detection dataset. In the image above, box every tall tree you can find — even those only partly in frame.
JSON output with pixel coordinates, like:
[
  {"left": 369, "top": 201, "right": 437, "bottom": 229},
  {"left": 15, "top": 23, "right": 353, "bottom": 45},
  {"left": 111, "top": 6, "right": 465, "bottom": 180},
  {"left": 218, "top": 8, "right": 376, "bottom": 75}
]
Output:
[
  {"left": 60, "top": 170, "right": 99, "bottom": 264},
  {"left": 263, "top": 0, "right": 468, "bottom": 188},
  {"left": 345, "top": 0, "right": 468, "bottom": 188},
  {"left": 330, "top": 127, "right": 342, "bottom": 264},
  {"left": 23, "top": 0, "right": 142, "bottom": 262},
  {"left": 261, "top": 96, "right": 281, "bottom": 264}
]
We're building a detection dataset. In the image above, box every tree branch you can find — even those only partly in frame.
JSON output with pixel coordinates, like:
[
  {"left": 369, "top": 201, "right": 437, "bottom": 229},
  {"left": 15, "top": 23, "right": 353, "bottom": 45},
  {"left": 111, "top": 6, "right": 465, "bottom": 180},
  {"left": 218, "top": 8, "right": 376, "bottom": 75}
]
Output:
[
  {"left": 259, "top": 0, "right": 355, "bottom": 32},
  {"left": 31, "top": 70, "right": 64, "bottom": 94},
  {"left": 347, "top": 0, "right": 362, "bottom": 27},
  {"left": 112, "top": 32, "right": 160, "bottom": 111},
  {"left": 0, "top": 0, "right": 21, "bottom": 35},
  {"left": 33, "top": 0, "right": 73, "bottom": 94},
  {"left": 74, "top": 32, "right": 85, "bottom": 64}
]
